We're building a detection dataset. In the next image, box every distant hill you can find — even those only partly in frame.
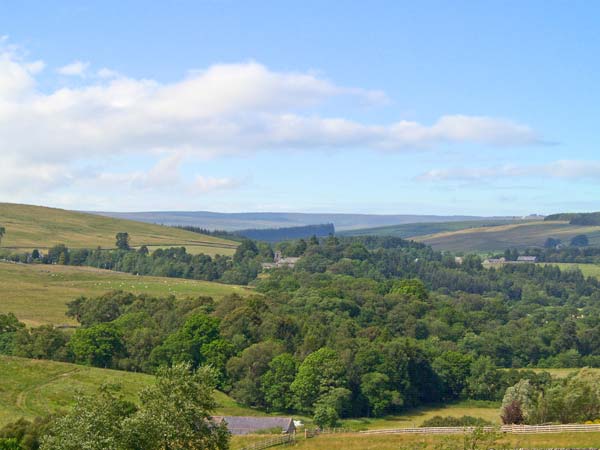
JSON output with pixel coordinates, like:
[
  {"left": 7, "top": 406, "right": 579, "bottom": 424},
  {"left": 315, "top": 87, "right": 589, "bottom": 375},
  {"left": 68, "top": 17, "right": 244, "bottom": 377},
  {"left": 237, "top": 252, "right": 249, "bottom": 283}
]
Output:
[
  {"left": 90, "top": 210, "right": 513, "bottom": 232},
  {"left": 236, "top": 223, "right": 335, "bottom": 242},
  {"left": 0, "top": 203, "right": 238, "bottom": 256},
  {"left": 414, "top": 220, "right": 600, "bottom": 252},
  {"left": 340, "top": 218, "right": 528, "bottom": 239},
  {"left": 545, "top": 212, "right": 600, "bottom": 226}
]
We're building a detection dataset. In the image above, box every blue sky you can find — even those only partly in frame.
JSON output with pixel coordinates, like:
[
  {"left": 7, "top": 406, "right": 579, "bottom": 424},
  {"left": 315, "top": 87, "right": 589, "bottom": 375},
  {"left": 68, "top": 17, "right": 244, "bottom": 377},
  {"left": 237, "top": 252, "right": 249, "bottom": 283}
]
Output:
[{"left": 1, "top": 0, "right": 599, "bottom": 215}]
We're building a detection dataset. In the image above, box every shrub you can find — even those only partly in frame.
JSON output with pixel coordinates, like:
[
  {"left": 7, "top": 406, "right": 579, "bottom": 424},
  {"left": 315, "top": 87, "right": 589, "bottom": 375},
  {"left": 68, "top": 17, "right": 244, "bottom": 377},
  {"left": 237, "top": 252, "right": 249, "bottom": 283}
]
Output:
[{"left": 420, "top": 415, "right": 492, "bottom": 427}]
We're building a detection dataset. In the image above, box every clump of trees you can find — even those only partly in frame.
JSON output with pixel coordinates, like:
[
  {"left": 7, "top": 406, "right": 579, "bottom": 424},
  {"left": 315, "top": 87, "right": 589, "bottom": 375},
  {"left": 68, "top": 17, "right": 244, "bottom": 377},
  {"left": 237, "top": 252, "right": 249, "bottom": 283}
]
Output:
[{"left": 501, "top": 369, "right": 600, "bottom": 424}]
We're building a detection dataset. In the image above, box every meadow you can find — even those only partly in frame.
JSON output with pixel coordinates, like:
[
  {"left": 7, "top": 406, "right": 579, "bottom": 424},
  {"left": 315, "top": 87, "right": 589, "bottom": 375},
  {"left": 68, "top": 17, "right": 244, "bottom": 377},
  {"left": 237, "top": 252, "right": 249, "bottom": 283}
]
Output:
[
  {"left": 541, "top": 262, "right": 600, "bottom": 279},
  {"left": 0, "top": 203, "right": 237, "bottom": 256},
  {"left": 340, "top": 218, "right": 528, "bottom": 239},
  {"left": 0, "top": 356, "right": 265, "bottom": 428},
  {"left": 415, "top": 220, "right": 600, "bottom": 252},
  {"left": 250, "top": 431, "right": 600, "bottom": 450},
  {"left": 0, "top": 262, "right": 249, "bottom": 326}
]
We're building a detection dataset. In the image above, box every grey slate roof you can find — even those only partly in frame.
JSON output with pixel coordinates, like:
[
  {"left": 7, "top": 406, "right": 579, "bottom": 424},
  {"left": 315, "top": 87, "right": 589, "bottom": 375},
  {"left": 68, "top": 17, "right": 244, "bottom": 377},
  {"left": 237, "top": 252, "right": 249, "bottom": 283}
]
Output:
[{"left": 213, "top": 416, "right": 295, "bottom": 435}]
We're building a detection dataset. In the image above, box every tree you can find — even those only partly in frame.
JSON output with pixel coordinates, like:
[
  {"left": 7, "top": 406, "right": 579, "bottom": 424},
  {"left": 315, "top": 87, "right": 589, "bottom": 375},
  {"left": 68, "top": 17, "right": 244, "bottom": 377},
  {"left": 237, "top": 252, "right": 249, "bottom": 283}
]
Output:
[
  {"left": 291, "top": 347, "right": 346, "bottom": 411},
  {"left": 123, "top": 364, "right": 230, "bottom": 450},
  {"left": 570, "top": 234, "right": 589, "bottom": 247},
  {"left": 68, "top": 323, "right": 124, "bottom": 367},
  {"left": 149, "top": 313, "right": 223, "bottom": 369},
  {"left": 41, "top": 364, "right": 230, "bottom": 450},
  {"left": 360, "top": 372, "right": 402, "bottom": 417},
  {"left": 544, "top": 237, "right": 561, "bottom": 249},
  {"left": 501, "top": 400, "right": 524, "bottom": 425},
  {"left": 313, "top": 403, "right": 338, "bottom": 428},
  {"left": 261, "top": 353, "right": 298, "bottom": 411},
  {"left": 115, "top": 232, "right": 130, "bottom": 250},
  {"left": 41, "top": 385, "right": 136, "bottom": 450},
  {"left": 0, "top": 226, "right": 5, "bottom": 247}
]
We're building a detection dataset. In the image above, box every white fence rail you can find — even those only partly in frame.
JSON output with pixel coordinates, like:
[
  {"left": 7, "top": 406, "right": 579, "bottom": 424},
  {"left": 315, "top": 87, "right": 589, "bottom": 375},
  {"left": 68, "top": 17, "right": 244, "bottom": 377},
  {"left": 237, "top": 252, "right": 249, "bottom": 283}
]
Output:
[{"left": 360, "top": 423, "right": 600, "bottom": 435}]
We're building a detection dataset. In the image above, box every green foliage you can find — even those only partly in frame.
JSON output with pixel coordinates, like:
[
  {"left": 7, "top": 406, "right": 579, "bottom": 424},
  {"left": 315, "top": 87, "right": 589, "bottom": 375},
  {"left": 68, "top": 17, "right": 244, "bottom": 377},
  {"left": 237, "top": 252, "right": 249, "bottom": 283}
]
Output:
[
  {"left": 40, "top": 364, "right": 229, "bottom": 450},
  {"left": 115, "top": 232, "right": 130, "bottom": 251},
  {"left": 123, "top": 364, "right": 229, "bottom": 450},
  {"left": 291, "top": 347, "right": 346, "bottom": 412},
  {"left": 420, "top": 415, "right": 492, "bottom": 427},
  {"left": 570, "top": 234, "right": 589, "bottom": 247},
  {"left": 260, "top": 353, "right": 297, "bottom": 412},
  {"left": 68, "top": 323, "right": 124, "bottom": 367},
  {"left": 0, "top": 438, "right": 20, "bottom": 450},
  {"left": 0, "top": 416, "right": 52, "bottom": 450}
]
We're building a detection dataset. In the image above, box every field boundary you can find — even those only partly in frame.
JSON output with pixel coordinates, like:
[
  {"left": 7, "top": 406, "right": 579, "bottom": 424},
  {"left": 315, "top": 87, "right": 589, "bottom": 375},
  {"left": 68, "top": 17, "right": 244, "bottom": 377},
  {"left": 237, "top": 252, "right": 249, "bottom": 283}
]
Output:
[{"left": 360, "top": 423, "right": 600, "bottom": 435}]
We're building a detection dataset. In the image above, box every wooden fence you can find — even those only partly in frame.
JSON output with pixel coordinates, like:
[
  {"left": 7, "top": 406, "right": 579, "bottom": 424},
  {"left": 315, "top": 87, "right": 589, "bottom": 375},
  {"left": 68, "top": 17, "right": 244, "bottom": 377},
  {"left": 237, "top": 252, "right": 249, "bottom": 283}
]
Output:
[
  {"left": 360, "top": 423, "right": 600, "bottom": 435},
  {"left": 240, "top": 433, "right": 295, "bottom": 450}
]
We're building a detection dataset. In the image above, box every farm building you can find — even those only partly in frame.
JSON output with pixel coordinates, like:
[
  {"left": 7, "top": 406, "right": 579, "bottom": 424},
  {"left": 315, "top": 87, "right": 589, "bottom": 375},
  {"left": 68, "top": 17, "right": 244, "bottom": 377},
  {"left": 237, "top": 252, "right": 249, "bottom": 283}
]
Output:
[
  {"left": 262, "top": 251, "right": 301, "bottom": 270},
  {"left": 516, "top": 256, "right": 537, "bottom": 263},
  {"left": 213, "top": 416, "right": 296, "bottom": 435}
]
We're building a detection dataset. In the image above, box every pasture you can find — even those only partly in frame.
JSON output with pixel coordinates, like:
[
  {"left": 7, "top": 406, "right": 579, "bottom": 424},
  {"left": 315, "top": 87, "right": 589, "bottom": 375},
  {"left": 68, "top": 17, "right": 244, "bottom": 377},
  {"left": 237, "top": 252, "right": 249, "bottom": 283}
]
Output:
[
  {"left": 0, "top": 203, "right": 237, "bottom": 256},
  {"left": 0, "top": 262, "right": 249, "bottom": 326},
  {"left": 269, "top": 431, "right": 600, "bottom": 449},
  {"left": 415, "top": 220, "right": 600, "bottom": 252},
  {"left": 0, "top": 356, "right": 264, "bottom": 428},
  {"left": 340, "top": 400, "right": 500, "bottom": 430}
]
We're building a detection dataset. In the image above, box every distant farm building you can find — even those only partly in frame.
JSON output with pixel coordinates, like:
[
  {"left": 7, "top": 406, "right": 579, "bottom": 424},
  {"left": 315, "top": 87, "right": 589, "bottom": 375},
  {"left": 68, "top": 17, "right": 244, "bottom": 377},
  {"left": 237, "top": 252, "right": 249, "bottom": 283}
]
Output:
[
  {"left": 262, "top": 251, "right": 301, "bottom": 270},
  {"left": 213, "top": 416, "right": 296, "bottom": 435},
  {"left": 484, "top": 257, "right": 506, "bottom": 265},
  {"left": 516, "top": 256, "right": 537, "bottom": 263}
]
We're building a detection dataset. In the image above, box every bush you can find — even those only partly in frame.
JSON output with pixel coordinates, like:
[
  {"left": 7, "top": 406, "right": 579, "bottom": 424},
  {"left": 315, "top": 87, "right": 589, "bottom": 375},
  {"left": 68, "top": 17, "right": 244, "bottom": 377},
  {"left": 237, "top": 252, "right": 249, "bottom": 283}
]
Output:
[
  {"left": 501, "top": 400, "right": 524, "bottom": 425},
  {"left": 420, "top": 415, "right": 492, "bottom": 427}
]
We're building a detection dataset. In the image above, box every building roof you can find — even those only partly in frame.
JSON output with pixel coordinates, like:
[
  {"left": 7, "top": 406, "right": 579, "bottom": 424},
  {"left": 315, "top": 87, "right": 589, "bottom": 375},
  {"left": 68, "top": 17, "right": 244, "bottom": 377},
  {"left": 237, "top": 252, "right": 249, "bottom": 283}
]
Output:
[
  {"left": 213, "top": 416, "right": 295, "bottom": 435},
  {"left": 517, "top": 256, "right": 537, "bottom": 262}
]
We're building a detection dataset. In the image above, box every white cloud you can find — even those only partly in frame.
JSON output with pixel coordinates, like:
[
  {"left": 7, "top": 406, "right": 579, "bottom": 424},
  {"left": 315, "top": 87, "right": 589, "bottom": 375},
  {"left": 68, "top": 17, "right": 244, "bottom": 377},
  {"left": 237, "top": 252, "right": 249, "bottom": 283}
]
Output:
[
  {"left": 57, "top": 60, "right": 89, "bottom": 76},
  {"left": 0, "top": 46, "right": 545, "bottom": 206},
  {"left": 418, "top": 160, "right": 600, "bottom": 182}
]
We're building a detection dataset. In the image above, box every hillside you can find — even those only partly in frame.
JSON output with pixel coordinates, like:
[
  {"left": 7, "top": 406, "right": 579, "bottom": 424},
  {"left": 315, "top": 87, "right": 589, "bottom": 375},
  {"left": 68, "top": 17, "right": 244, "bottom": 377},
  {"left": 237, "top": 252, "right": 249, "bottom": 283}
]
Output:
[
  {"left": 413, "top": 221, "right": 600, "bottom": 252},
  {"left": 340, "top": 218, "right": 529, "bottom": 239},
  {"left": 91, "top": 210, "right": 510, "bottom": 232},
  {"left": 0, "top": 355, "right": 264, "bottom": 427},
  {"left": 0, "top": 262, "right": 248, "bottom": 326},
  {"left": 0, "top": 203, "right": 238, "bottom": 256}
]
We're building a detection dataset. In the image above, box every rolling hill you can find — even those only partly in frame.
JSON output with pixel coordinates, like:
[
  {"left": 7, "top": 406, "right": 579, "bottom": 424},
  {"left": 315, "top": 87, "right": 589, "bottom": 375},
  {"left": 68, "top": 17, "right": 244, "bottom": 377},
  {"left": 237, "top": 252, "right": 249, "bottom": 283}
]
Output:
[
  {"left": 0, "top": 262, "right": 249, "bottom": 326},
  {"left": 0, "top": 203, "right": 238, "bottom": 256},
  {"left": 415, "top": 220, "right": 600, "bottom": 252},
  {"left": 90, "top": 210, "right": 514, "bottom": 232},
  {"left": 339, "top": 218, "right": 530, "bottom": 239}
]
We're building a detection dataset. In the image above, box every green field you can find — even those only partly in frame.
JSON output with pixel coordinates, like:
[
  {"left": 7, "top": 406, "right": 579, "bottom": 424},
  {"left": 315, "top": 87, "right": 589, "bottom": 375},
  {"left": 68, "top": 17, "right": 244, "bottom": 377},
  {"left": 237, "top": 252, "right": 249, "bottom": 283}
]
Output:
[
  {"left": 415, "top": 220, "right": 600, "bottom": 252},
  {"left": 339, "top": 400, "right": 500, "bottom": 430},
  {"left": 265, "top": 432, "right": 600, "bottom": 450},
  {"left": 0, "top": 203, "right": 237, "bottom": 256},
  {"left": 541, "top": 262, "right": 600, "bottom": 279},
  {"left": 340, "top": 219, "right": 528, "bottom": 239},
  {"left": 0, "top": 262, "right": 249, "bottom": 326},
  {"left": 0, "top": 356, "right": 265, "bottom": 427}
]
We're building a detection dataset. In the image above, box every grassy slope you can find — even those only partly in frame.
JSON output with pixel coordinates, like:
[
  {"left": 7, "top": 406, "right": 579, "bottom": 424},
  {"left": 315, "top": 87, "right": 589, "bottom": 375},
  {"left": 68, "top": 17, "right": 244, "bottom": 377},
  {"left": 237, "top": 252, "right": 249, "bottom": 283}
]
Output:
[
  {"left": 0, "top": 356, "right": 264, "bottom": 427},
  {"left": 0, "top": 203, "right": 237, "bottom": 256},
  {"left": 0, "top": 262, "right": 249, "bottom": 326},
  {"left": 339, "top": 219, "right": 528, "bottom": 239},
  {"left": 415, "top": 220, "right": 600, "bottom": 252}
]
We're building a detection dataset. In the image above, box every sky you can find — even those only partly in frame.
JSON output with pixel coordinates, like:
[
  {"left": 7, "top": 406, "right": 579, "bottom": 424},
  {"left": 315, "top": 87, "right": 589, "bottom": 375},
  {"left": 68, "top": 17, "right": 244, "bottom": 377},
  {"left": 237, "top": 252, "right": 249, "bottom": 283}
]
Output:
[{"left": 1, "top": 0, "right": 599, "bottom": 215}]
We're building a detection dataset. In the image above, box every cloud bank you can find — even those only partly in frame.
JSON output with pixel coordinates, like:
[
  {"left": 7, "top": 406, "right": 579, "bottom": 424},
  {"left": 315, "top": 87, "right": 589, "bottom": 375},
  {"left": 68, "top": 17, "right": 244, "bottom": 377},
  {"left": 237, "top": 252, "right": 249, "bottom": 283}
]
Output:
[{"left": 0, "top": 44, "right": 544, "bottom": 206}]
